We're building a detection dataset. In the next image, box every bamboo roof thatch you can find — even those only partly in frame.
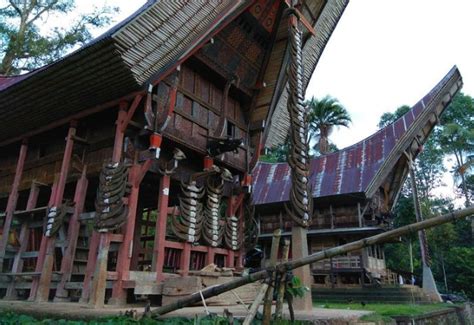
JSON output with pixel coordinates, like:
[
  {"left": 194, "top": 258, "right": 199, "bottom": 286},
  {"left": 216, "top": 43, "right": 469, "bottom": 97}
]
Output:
[{"left": 0, "top": 0, "right": 348, "bottom": 147}]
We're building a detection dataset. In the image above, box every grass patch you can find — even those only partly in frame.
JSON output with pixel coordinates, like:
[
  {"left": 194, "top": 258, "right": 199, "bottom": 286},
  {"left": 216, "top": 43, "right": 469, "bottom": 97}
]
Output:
[
  {"left": 0, "top": 312, "right": 312, "bottom": 325},
  {"left": 313, "top": 301, "right": 457, "bottom": 323}
]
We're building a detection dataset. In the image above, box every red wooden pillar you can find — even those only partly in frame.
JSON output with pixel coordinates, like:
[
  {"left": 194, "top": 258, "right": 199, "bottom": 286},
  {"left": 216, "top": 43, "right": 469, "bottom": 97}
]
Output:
[
  {"left": 79, "top": 231, "right": 99, "bottom": 303},
  {"left": 33, "top": 122, "right": 77, "bottom": 302},
  {"left": 226, "top": 196, "right": 235, "bottom": 268},
  {"left": 0, "top": 140, "right": 28, "bottom": 271},
  {"left": 236, "top": 204, "right": 245, "bottom": 269},
  {"left": 180, "top": 243, "right": 191, "bottom": 276},
  {"left": 88, "top": 232, "right": 111, "bottom": 307},
  {"left": 5, "top": 182, "right": 39, "bottom": 299},
  {"left": 109, "top": 164, "right": 140, "bottom": 305},
  {"left": 88, "top": 104, "right": 127, "bottom": 307},
  {"left": 154, "top": 175, "right": 171, "bottom": 281},
  {"left": 54, "top": 167, "right": 88, "bottom": 301},
  {"left": 203, "top": 156, "right": 215, "bottom": 266}
]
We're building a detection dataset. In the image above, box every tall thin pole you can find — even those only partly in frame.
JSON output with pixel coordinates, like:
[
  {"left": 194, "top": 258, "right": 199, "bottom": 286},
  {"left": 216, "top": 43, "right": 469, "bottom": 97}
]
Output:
[{"left": 408, "top": 163, "right": 441, "bottom": 302}]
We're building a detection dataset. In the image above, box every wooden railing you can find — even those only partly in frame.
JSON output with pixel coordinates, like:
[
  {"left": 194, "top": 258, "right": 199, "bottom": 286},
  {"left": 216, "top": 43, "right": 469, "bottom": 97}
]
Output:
[{"left": 312, "top": 255, "right": 362, "bottom": 271}]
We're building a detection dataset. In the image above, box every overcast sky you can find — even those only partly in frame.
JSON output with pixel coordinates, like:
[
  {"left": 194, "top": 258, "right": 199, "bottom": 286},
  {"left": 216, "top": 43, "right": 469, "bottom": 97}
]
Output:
[{"left": 74, "top": 0, "right": 472, "bottom": 202}]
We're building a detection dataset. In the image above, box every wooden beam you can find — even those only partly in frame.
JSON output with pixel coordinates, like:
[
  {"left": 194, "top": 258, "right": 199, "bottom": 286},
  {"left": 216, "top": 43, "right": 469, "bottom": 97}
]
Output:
[
  {"left": 4, "top": 182, "right": 39, "bottom": 299},
  {"left": 0, "top": 140, "right": 28, "bottom": 271},
  {"left": 109, "top": 164, "right": 141, "bottom": 305},
  {"left": 54, "top": 167, "right": 89, "bottom": 302},
  {"left": 34, "top": 122, "right": 77, "bottom": 302},
  {"left": 263, "top": 229, "right": 281, "bottom": 325},
  {"left": 153, "top": 174, "right": 171, "bottom": 281}
]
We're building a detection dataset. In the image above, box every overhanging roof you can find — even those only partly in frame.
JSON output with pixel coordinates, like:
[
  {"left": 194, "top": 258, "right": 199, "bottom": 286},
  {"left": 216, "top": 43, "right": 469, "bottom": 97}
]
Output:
[
  {"left": 0, "top": 0, "right": 248, "bottom": 143},
  {"left": 252, "top": 66, "right": 463, "bottom": 206}
]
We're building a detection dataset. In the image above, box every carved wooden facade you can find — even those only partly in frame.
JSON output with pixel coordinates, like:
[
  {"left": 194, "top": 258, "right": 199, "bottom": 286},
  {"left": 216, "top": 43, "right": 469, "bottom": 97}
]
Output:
[{"left": 0, "top": 0, "right": 349, "bottom": 306}]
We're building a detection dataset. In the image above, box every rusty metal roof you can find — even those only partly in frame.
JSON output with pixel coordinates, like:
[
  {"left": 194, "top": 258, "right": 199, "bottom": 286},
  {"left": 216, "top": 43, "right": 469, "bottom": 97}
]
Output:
[{"left": 252, "top": 66, "right": 463, "bottom": 206}]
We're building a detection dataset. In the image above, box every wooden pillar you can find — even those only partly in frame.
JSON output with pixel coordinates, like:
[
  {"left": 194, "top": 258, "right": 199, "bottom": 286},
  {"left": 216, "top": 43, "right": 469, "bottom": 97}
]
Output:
[
  {"left": 4, "top": 182, "right": 39, "bottom": 299},
  {"left": 109, "top": 164, "right": 140, "bottom": 305},
  {"left": 262, "top": 229, "right": 281, "bottom": 325},
  {"left": 291, "top": 226, "right": 312, "bottom": 311},
  {"left": 180, "top": 243, "right": 191, "bottom": 276},
  {"left": 89, "top": 105, "right": 127, "bottom": 307},
  {"left": 88, "top": 232, "right": 111, "bottom": 307},
  {"left": 54, "top": 167, "right": 88, "bottom": 301},
  {"left": 0, "top": 140, "right": 28, "bottom": 271},
  {"left": 79, "top": 231, "right": 100, "bottom": 303},
  {"left": 226, "top": 196, "right": 235, "bottom": 268},
  {"left": 236, "top": 202, "right": 245, "bottom": 269},
  {"left": 206, "top": 247, "right": 215, "bottom": 266},
  {"left": 154, "top": 174, "right": 171, "bottom": 281},
  {"left": 33, "top": 122, "right": 77, "bottom": 302}
]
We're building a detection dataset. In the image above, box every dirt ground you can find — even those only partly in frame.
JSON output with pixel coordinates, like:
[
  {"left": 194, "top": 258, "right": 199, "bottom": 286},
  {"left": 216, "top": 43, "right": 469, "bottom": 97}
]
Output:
[{"left": 0, "top": 300, "right": 372, "bottom": 322}]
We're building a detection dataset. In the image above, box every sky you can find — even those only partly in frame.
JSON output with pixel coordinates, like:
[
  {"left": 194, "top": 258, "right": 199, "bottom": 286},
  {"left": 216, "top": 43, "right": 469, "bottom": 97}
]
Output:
[{"left": 58, "top": 1, "right": 474, "bottom": 202}]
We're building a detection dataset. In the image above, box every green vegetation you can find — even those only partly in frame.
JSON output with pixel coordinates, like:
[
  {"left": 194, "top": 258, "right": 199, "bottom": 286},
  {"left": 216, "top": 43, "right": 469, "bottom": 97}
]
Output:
[
  {"left": 0, "top": 0, "right": 118, "bottom": 75},
  {"left": 313, "top": 301, "right": 457, "bottom": 323},
  {"left": 0, "top": 312, "right": 314, "bottom": 325},
  {"left": 379, "top": 92, "right": 474, "bottom": 300}
]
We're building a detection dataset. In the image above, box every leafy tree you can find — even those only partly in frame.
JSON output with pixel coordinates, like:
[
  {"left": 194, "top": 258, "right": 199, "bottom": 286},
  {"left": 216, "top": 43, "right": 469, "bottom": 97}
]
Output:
[
  {"left": 306, "top": 95, "right": 351, "bottom": 155},
  {"left": 439, "top": 92, "right": 474, "bottom": 206},
  {"left": 377, "top": 105, "right": 410, "bottom": 129},
  {"left": 0, "top": 0, "right": 118, "bottom": 75},
  {"left": 260, "top": 143, "right": 289, "bottom": 163}
]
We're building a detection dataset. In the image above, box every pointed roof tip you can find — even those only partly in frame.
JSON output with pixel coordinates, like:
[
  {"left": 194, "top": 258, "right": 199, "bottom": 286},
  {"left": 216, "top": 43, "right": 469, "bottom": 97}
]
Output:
[{"left": 252, "top": 66, "right": 463, "bottom": 206}]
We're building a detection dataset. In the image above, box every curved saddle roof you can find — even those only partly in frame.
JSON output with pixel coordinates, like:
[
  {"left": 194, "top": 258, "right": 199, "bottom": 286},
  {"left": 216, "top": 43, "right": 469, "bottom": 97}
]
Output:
[{"left": 252, "top": 66, "right": 463, "bottom": 206}]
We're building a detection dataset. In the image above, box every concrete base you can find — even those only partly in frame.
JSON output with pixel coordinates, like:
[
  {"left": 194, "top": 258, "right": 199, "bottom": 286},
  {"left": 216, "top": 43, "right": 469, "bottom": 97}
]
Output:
[
  {"left": 291, "top": 226, "right": 312, "bottom": 312},
  {"left": 422, "top": 264, "right": 442, "bottom": 302}
]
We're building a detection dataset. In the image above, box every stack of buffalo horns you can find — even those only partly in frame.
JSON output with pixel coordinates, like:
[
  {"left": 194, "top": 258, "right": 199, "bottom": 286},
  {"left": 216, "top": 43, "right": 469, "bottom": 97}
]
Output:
[
  {"left": 202, "top": 168, "right": 233, "bottom": 247},
  {"left": 284, "top": 14, "right": 313, "bottom": 228},
  {"left": 171, "top": 180, "right": 205, "bottom": 243},
  {"left": 94, "top": 162, "right": 130, "bottom": 231},
  {"left": 45, "top": 205, "right": 68, "bottom": 237}
]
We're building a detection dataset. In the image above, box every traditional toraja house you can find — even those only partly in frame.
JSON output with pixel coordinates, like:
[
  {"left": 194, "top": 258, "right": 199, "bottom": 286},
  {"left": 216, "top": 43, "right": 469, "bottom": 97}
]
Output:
[
  {"left": 0, "top": 0, "right": 350, "bottom": 307},
  {"left": 253, "top": 66, "right": 463, "bottom": 295}
]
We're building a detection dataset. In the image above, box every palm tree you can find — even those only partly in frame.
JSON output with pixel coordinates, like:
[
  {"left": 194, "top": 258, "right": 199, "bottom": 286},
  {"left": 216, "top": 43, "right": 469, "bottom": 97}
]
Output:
[{"left": 306, "top": 95, "right": 351, "bottom": 155}]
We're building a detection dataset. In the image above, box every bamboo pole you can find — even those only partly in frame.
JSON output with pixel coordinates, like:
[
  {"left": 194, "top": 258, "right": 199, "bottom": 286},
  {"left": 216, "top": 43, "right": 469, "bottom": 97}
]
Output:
[
  {"left": 150, "top": 206, "right": 474, "bottom": 317},
  {"left": 275, "top": 239, "right": 290, "bottom": 319},
  {"left": 263, "top": 229, "right": 281, "bottom": 325},
  {"left": 243, "top": 280, "right": 270, "bottom": 325}
]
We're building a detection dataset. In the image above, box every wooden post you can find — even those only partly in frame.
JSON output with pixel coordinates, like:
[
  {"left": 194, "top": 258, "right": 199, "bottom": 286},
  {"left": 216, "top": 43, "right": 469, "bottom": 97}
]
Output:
[
  {"left": 88, "top": 233, "right": 111, "bottom": 307},
  {"left": 206, "top": 247, "right": 215, "bottom": 266},
  {"left": 291, "top": 226, "right": 312, "bottom": 311},
  {"left": 34, "top": 122, "right": 76, "bottom": 302},
  {"left": 262, "top": 229, "right": 281, "bottom": 325},
  {"left": 109, "top": 164, "right": 140, "bottom": 305},
  {"left": 0, "top": 140, "right": 28, "bottom": 271},
  {"left": 236, "top": 203, "right": 245, "bottom": 269},
  {"left": 154, "top": 174, "right": 171, "bottom": 281},
  {"left": 226, "top": 196, "right": 235, "bottom": 268},
  {"left": 4, "top": 182, "right": 39, "bottom": 299},
  {"left": 79, "top": 231, "right": 99, "bottom": 303},
  {"left": 243, "top": 280, "right": 270, "bottom": 325},
  {"left": 275, "top": 239, "right": 290, "bottom": 319},
  {"left": 89, "top": 104, "right": 127, "bottom": 307},
  {"left": 180, "top": 243, "right": 191, "bottom": 276},
  {"left": 54, "top": 167, "right": 88, "bottom": 301}
]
